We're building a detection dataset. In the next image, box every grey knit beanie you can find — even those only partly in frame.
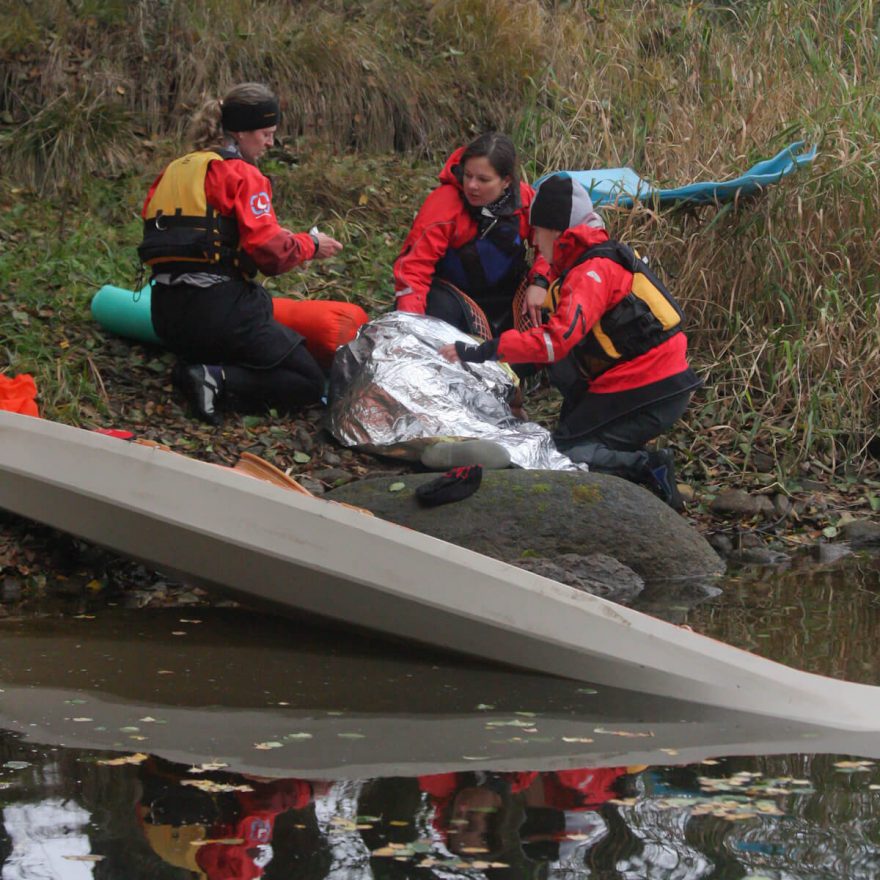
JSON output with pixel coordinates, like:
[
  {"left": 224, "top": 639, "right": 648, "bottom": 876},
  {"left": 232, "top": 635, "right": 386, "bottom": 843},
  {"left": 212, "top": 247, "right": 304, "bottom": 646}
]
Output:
[{"left": 530, "top": 173, "right": 605, "bottom": 231}]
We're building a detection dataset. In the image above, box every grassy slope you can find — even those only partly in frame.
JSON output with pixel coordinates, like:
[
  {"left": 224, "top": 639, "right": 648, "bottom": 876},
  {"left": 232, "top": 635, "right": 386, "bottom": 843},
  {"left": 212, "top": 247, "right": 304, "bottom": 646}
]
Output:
[{"left": 1, "top": 0, "right": 878, "bottom": 496}]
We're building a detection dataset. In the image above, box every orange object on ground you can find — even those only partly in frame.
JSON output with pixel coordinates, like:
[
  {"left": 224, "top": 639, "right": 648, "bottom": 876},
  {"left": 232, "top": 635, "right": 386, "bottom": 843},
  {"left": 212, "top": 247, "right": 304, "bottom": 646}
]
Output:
[
  {"left": 0, "top": 374, "right": 39, "bottom": 417},
  {"left": 271, "top": 298, "right": 369, "bottom": 369}
]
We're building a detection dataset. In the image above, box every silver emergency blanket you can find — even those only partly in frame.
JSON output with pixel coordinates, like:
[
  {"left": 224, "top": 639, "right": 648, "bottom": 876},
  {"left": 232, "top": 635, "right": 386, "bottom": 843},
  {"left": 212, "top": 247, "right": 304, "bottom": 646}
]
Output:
[{"left": 327, "top": 311, "right": 583, "bottom": 471}]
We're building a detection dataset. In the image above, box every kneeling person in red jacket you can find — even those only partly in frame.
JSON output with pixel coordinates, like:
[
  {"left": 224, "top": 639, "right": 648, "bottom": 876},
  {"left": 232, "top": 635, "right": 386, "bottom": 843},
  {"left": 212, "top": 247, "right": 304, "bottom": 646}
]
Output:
[{"left": 440, "top": 173, "right": 701, "bottom": 508}]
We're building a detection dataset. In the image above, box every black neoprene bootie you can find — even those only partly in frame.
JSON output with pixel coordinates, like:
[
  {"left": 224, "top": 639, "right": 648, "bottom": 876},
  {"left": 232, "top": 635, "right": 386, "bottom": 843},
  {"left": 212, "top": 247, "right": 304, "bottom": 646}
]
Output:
[
  {"left": 415, "top": 465, "right": 483, "bottom": 507},
  {"left": 645, "top": 449, "right": 685, "bottom": 511},
  {"left": 180, "top": 364, "right": 224, "bottom": 426}
]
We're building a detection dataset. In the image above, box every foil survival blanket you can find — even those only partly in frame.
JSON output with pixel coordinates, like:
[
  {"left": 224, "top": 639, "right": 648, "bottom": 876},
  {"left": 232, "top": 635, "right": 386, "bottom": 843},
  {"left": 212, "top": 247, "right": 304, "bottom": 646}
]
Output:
[{"left": 327, "top": 312, "right": 583, "bottom": 471}]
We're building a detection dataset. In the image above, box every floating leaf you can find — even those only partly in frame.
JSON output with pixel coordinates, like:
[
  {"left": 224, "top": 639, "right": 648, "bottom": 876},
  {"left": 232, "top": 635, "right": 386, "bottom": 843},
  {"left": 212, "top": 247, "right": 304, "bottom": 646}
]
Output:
[
  {"left": 594, "top": 727, "right": 653, "bottom": 738},
  {"left": 284, "top": 732, "right": 313, "bottom": 740},
  {"left": 562, "top": 736, "right": 594, "bottom": 743},
  {"left": 183, "top": 779, "right": 254, "bottom": 793},
  {"left": 337, "top": 732, "right": 366, "bottom": 739},
  {"left": 188, "top": 762, "right": 229, "bottom": 773},
  {"left": 98, "top": 753, "right": 149, "bottom": 766},
  {"left": 254, "top": 741, "right": 283, "bottom": 750},
  {"left": 389, "top": 482, "right": 406, "bottom": 492},
  {"left": 834, "top": 760, "right": 874, "bottom": 771}
]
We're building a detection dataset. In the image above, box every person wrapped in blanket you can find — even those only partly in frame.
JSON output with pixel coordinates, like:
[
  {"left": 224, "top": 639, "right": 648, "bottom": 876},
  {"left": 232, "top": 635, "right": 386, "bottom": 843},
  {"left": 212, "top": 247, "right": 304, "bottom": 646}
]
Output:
[
  {"left": 139, "top": 82, "right": 343, "bottom": 425},
  {"left": 393, "top": 132, "right": 552, "bottom": 339},
  {"left": 441, "top": 173, "right": 701, "bottom": 509}
]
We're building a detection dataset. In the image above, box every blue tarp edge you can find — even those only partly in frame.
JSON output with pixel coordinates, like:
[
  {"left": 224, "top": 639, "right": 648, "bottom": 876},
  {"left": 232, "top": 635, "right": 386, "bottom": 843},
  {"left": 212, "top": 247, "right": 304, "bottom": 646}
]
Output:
[{"left": 534, "top": 141, "right": 818, "bottom": 208}]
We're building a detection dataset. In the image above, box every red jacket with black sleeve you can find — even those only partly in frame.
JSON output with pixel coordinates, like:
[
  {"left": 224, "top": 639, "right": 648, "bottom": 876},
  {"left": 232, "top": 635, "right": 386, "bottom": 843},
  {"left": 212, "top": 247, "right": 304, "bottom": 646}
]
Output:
[
  {"left": 141, "top": 152, "right": 317, "bottom": 276},
  {"left": 493, "top": 225, "right": 691, "bottom": 395},
  {"left": 394, "top": 147, "right": 551, "bottom": 313}
]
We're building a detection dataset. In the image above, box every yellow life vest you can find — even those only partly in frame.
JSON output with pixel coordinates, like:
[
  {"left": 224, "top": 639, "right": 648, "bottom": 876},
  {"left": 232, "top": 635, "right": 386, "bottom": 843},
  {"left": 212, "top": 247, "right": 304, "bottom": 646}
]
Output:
[
  {"left": 138, "top": 150, "right": 256, "bottom": 278},
  {"left": 546, "top": 240, "right": 684, "bottom": 378}
]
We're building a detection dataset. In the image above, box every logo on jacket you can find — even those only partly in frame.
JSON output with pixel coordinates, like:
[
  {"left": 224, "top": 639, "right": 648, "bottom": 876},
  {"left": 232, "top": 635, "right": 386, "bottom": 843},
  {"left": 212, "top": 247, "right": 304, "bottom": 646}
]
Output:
[{"left": 250, "top": 192, "right": 271, "bottom": 217}]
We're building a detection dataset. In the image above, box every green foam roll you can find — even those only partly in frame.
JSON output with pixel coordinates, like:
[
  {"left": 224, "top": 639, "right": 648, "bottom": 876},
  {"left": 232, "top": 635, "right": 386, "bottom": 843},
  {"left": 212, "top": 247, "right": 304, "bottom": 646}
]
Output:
[{"left": 90, "top": 284, "right": 161, "bottom": 345}]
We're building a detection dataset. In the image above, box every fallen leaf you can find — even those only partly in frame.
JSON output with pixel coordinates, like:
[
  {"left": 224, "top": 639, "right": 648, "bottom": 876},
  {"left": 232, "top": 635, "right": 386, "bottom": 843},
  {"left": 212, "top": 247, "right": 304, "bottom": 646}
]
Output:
[
  {"left": 593, "top": 727, "right": 653, "bottom": 738},
  {"left": 183, "top": 779, "right": 254, "bottom": 793},
  {"left": 188, "top": 762, "right": 229, "bottom": 773},
  {"left": 98, "top": 753, "right": 149, "bottom": 766}
]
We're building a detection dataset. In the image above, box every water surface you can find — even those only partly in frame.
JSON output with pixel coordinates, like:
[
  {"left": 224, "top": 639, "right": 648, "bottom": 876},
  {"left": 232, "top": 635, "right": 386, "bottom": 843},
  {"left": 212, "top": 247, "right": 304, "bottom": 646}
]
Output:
[{"left": 1, "top": 550, "right": 879, "bottom": 878}]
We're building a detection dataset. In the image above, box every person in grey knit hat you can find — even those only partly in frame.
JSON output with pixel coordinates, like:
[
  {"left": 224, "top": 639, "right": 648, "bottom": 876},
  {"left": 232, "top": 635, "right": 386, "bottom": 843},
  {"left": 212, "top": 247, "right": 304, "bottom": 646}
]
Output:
[{"left": 440, "top": 172, "right": 701, "bottom": 509}]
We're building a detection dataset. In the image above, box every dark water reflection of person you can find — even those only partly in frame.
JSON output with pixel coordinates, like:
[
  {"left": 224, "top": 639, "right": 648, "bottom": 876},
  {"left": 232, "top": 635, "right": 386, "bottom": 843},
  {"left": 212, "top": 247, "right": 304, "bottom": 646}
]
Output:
[
  {"left": 359, "top": 767, "right": 646, "bottom": 880},
  {"left": 135, "top": 756, "right": 325, "bottom": 880}
]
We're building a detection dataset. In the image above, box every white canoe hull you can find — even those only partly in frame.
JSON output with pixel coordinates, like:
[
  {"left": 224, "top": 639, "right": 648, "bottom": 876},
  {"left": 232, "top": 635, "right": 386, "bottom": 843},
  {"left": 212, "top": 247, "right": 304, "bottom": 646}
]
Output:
[{"left": 2, "top": 410, "right": 880, "bottom": 730}]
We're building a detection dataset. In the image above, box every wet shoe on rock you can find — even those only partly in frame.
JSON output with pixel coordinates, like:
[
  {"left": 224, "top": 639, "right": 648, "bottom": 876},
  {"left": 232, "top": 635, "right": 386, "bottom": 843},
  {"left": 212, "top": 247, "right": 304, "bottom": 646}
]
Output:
[
  {"left": 646, "top": 448, "right": 685, "bottom": 511},
  {"left": 180, "top": 364, "right": 224, "bottom": 426},
  {"left": 420, "top": 439, "right": 511, "bottom": 471}
]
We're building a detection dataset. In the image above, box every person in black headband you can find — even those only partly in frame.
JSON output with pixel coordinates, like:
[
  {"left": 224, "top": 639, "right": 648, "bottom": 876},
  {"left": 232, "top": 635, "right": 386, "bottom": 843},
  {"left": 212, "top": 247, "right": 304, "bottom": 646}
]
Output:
[{"left": 139, "top": 82, "right": 343, "bottom": 426}]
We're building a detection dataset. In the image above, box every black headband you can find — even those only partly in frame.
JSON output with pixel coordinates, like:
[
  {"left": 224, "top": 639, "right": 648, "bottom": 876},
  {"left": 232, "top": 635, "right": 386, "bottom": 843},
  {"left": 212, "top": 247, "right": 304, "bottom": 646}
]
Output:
[{"left": 221, "top": 98, "right": 280, "bottom": 132}]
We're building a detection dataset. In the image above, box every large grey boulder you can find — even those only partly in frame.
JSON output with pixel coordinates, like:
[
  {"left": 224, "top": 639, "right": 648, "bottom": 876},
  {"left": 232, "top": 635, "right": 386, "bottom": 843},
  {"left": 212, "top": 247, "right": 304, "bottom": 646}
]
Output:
[{"left": 328, "top": 469, "right": 724, "bottom": 584}]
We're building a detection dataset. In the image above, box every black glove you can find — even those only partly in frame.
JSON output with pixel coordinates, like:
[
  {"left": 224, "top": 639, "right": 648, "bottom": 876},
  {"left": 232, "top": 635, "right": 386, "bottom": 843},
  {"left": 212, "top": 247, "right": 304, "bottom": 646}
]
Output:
[{"left": 455, "top": 338, "right": 500, "bottom": 363}]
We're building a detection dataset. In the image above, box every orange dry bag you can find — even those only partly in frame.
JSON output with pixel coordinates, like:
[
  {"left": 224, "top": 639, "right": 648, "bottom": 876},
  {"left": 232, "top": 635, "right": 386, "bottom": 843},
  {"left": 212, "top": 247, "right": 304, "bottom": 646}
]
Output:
[
  {"left": 272, "top": 299, "right": 369, "bottom": 369},
  {"left": 0, "top": 374, "right": 40, "bottom": 417}
]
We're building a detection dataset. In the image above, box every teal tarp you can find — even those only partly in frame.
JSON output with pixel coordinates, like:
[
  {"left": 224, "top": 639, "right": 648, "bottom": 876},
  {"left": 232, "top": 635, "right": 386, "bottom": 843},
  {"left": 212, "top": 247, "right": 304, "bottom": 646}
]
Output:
[{"left": 535, "top": 141, "right": 817, "bottom": 208}]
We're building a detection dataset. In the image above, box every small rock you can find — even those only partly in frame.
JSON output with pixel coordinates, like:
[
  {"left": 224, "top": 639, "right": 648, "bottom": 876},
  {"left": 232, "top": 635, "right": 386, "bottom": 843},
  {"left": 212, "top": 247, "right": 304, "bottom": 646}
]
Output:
[
  {"left": 707, "top": 533, "right": 734, "bottom": 554},
  {"left": 726, "top": 547, "right": 790, "bottom": 566},
  {"left": 322, "top": 451, "right": 343, "bottom": 467},
  {"left": 311, "top": 467, "right": 357, "bottom": 487},
  {"left": 294, "top": 427, "right": 314, "bottom": 453},
  {"left": 751, "top": 451, "right": 775, "bottom": 472},
  {"left": 710, "top": 489, "right": 773, "bottom": 519},
  {"left": 840, "top": 520, "right": 880, "bottom": 546},
  {"left": 298, "top": 476, "right": 325, "bottom": 495},
  {"left": 738, "top": 531, "right": 766, "bottom": 549},
  {"left": 773, "top": 494, "right": 795, "bottom": 519}
]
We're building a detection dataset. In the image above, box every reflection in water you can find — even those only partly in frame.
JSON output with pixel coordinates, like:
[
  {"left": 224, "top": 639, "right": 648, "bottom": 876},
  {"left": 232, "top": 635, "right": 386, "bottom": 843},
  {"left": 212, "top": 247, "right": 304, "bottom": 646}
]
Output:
[
  {"left": 686, "top": 550, "right": 880, "bottom": 684},
  {"left": 1, "top": 742, "right": 878, "bottom": 879},
  {"left": 3, "top": 797, "right": 94, "bottom": 880},
  {"left": 0, "top": 552, "right": 880, "bottom": 877}
]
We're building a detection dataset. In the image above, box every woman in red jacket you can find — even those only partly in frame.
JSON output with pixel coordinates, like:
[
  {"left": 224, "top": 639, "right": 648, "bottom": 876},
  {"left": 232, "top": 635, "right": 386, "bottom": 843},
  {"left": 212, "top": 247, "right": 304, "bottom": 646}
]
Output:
[
  {"left": 139, "top": 82, "right": 343, "bottom": 425},
  {"left": 394, "top": 132, "right": 551, "bottom": 338},
  {"left": 441, "top": 173, "right": 701, "bottom": 508}
]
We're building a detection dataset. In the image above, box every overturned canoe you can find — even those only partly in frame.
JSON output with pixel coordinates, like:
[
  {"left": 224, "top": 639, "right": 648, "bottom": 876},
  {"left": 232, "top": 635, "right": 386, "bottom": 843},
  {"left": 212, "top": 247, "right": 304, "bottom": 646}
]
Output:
[{"left": 1, "top": 410, "right": 879, "bottom": 730}]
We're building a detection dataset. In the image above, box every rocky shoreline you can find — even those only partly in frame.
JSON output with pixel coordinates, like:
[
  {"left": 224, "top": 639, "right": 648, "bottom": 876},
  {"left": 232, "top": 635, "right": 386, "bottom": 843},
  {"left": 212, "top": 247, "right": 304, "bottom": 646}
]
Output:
[{"left": 2, "top": 336, "right": 879, "bottom": 617}]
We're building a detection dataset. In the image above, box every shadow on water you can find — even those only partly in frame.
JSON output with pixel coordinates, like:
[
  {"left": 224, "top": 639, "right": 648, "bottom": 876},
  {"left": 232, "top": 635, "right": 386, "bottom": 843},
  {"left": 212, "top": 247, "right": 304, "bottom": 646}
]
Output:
[{"left": 1, "top": 551, "right": 880, "bottom": 877}]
